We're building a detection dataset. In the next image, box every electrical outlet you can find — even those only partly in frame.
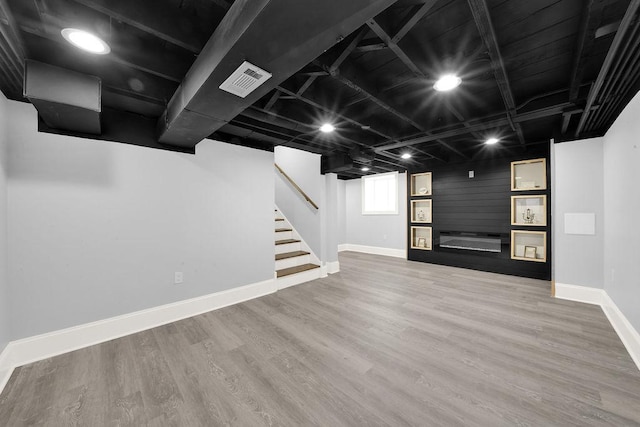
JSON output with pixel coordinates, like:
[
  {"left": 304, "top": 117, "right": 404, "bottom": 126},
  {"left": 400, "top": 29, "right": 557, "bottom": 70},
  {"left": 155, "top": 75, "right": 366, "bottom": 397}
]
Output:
[{"left": 174, "top": 272, "right": 183, "bottom": 284}]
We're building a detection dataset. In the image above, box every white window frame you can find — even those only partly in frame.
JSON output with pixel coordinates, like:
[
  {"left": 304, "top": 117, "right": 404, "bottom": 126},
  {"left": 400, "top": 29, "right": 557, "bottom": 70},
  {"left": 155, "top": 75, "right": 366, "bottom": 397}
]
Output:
[{"left": 361, "top": 171, "right": 399, "bottom": 215}]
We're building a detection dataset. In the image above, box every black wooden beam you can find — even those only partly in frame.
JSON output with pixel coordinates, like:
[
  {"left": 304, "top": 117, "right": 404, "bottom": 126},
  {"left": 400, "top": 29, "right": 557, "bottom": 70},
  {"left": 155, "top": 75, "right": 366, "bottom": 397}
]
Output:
[
  {"left": 569, "top": 0, "right": 601, "bottom": 103},
  {"left": 391, "top": 0, "right": 438, "bottom": 43},
  {"left": 0, "top": 0, "right": 25, "bottom": 94},
  {"left": 158, "top": 0, "right": 398, "bottom": 147},
  {"left": 575, "top": 0, "right": 640, "bottom": 137},
  {"left": 316, "top": 60, "right": 423, "bottom": 131},
  {"left": 367, "top": 18, "right": 423, "bottom": 76},
  {"left": 264, "top": 90, "right": 281, "bottom": 111},
  {"left": 354, "top": 41, "right": 388, "bottom": 52},
  {"left": 374, "top": 102, "right": 573, "bottom": 151},
  {"left": 315, "top": 59, "right": 465, "bottom": 160},
  {"left": 276, "top": 85, "right": 393, "bottom": 140},
  {"left": 467, "top": 0, "right": 526, "bottom": 146},
  {"left": 296, "top": 27, "right": 367, "bottom": 96},
  {"left": 72, "top": 0, "right": 212, "bottom": 53},
  {"left": 243, "top": 104, "right": 417, "bottom": 169}
]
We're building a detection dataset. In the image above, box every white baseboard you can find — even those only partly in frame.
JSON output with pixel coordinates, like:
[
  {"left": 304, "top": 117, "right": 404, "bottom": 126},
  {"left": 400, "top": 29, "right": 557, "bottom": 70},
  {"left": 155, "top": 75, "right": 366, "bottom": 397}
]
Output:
[
  {"left": 338, "top": 243, "right": 405, "bottom": 259},
  {"left": 555, "top": 283, "right": 640, "bottom": 370},
  {"left": 0, "top": 278, "right": 277, "bottom": 394},
  {"left": 601, "top": 293, "right": 640, "bottom": 370},
  {"left": 327, "top": 260, "right": 340, "bottom": 274},
  {"left": 554, "top": 282, "right": 606, "bottom": 305}
]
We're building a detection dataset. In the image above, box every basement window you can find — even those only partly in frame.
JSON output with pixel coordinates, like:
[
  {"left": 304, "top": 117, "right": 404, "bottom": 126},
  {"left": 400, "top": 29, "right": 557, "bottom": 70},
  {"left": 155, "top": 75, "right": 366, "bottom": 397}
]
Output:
[{"left": 362, "top": 172, "right": 399, "bottom": 215}]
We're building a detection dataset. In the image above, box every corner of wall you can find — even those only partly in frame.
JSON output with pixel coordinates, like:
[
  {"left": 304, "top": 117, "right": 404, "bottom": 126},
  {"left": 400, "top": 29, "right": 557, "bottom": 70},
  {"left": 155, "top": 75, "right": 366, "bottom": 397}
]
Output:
[{"left": 0, "top": 91, "right": 10, "bottom": 355}]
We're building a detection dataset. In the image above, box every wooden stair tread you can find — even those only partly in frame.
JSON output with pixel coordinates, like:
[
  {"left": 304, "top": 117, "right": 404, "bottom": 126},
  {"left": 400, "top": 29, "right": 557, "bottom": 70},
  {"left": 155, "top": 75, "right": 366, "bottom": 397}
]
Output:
[
  {"left": 275, "top": 239, "right": 300, "bottom": 245},
  {"left": 275, "top": 228, "right": 293, "bottom": 232},
  {"left": 275, "top": 250, "right": 310, "bottom": 261},
  {"left": 277, "top": 263, "right": 320, "bottom": 278}
]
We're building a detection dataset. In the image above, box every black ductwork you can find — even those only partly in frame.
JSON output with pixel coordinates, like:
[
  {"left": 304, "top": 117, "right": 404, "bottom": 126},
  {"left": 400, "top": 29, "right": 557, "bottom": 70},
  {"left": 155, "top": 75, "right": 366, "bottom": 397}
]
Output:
[{"left": 24, "top": 60, "right": 101, "bottom": 135}]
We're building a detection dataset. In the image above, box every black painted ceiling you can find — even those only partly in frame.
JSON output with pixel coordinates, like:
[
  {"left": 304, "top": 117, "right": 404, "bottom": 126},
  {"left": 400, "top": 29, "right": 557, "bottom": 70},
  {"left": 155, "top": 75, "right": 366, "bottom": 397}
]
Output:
[{"left": 1, "top": 0, "right": 639, "bottom": 179}]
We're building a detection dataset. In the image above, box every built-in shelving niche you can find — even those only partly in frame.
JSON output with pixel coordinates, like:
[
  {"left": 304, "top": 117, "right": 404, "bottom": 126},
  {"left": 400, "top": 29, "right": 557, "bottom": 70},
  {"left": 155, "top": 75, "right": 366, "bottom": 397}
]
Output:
[{"left": 407, "top": 150, "right": 551, "bottom": 281}]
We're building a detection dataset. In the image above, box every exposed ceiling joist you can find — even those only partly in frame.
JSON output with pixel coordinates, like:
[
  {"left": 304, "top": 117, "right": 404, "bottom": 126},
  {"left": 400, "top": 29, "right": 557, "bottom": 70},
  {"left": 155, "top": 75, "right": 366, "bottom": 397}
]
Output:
[
  {"left": 276, "top": 85, "right": 394, "bottom": 140},
  {"left": 467, "top": 0, "right": 526, "bottom": 146},
  {"left": 375, "top": 102, "right": 573, "bottom": 151},
  {"left": 315, "top": 59, "right": 467, "bottom": 160},
  {"left": 367, "top": 18, "right": 424, "bottom": 76},
  {"left": 243, "top": 105, "right": 417, "bottom": 169},
  {"left": 158, "top": 0, "right": 398, "bottom": 148},
  {"left": 575, "top": 0, "right": 640, "bottom": 136},
  {"left": 296, "top": 27, "right": 367, "bottom": 97},
  {"left": 569, "top": 0, "right": 601, "bottom": 103},
  {"left": 263, "top": 90, "right": 281, "bottom": 111},
  {"left": 18, "top": 25, "right": 183, "bottom": 83},
  {"left": 315, "top": 59, "right": 423, "bottom": 131},
  {"left": 354, "top": 41, "right": 387, "bottom": 52},
  {"left": 391, "top": 0, "right": 438, "bottom": 43},
  {"left": 0, "top": 0, "right": 24, "bottom": 97},
  {"left": 72, "top": 0, "right": 210, "bottom": 53}
]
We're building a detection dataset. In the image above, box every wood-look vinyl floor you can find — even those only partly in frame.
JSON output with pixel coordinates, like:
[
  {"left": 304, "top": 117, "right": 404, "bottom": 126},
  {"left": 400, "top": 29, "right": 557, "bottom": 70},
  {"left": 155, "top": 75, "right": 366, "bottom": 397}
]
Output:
[{"left": 1, "top": 251, "right": 640, "bottom": 426}]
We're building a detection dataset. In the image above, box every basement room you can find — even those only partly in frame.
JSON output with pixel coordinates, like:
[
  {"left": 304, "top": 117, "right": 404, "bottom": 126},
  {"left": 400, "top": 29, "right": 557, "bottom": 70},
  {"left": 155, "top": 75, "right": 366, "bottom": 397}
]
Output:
[{"left": 1, "top": 0, "right": 639, "bottom": 425}]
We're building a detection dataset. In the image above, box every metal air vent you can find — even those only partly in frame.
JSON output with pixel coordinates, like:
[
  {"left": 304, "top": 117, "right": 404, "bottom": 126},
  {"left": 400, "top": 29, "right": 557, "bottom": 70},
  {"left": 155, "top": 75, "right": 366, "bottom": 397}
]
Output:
[{"left": 219, "top": 61, "right": 272, "bottom": 98}]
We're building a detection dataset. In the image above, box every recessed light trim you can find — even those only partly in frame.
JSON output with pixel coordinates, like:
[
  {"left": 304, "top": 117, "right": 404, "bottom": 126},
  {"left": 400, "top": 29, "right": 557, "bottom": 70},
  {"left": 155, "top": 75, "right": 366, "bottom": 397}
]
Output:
[
  {"left": 485, "top": 137, "right": 499, "bottom": 145},
  {"left": 434, "top": 74, "right": 461, "bottom": 92},
  {"left": 401, "top": 153, "right": 412, "bottom": 159},
  {"left": 61, "top": 28, "right": 110, "bottom": 54},
  {"left": 319, "top": 123, "right": 335, "bottom": 133},
  {"left": 361, "top": 167, "right": 370, "bottom": 172}
]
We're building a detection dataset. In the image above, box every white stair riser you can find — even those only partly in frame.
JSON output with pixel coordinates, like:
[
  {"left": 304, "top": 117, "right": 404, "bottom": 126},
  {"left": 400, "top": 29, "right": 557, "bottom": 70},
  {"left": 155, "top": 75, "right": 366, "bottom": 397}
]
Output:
[
  {"left": 275, "top": 255, "right": 311, "bottom": 270},
  {"left": 275, "top": 242, "right": 301, "bottom": 254},
  {"left": 276, "top": 267, "right": 322, "bottom": 290},
  {"left": 275, "top": 230, "right": 293, "bottom": 240}
]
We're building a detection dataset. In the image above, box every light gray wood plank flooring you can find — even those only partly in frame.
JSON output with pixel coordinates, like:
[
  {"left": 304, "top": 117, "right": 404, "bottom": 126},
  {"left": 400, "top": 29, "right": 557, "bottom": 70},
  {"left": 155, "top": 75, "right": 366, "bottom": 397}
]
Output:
[{"left": 1, "top": 251, "right": 640, "bottom": 426}]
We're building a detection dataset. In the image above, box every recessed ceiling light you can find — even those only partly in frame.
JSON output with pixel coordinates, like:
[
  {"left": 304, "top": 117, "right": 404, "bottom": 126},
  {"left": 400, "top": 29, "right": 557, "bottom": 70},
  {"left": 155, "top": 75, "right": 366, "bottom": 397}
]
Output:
[
  {"left": 361, "top": 167, "right": 370, "bottom": 172},
  {"left": 401, "top": 153, "right": 412, "bottom": 159},
  {"left": 434, "top": 74, "right": 461, "bottom": 92},
  {"left": 485, "top": 137, "right": 499, "bottom": 145},
  {"left": 61, "top": 28, "right": 110, "bottom": 55},
  {"left": 319, "top": 123, "right": 335, "bottom": 133}
]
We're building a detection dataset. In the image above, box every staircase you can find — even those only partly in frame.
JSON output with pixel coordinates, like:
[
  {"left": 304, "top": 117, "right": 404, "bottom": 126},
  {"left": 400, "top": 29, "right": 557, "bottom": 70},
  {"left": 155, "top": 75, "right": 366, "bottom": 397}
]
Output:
[{"left": 275, "top": 208, "right": 321, "bottom": 289}]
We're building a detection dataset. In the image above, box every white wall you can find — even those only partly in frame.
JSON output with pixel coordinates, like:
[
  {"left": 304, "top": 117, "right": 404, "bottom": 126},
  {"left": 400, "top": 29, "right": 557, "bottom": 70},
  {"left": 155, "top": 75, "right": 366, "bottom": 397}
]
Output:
[
  {"left": 322, "top": 173, "right": 339, "bottom": 263},
  {"left": 7, "top": 101, "right": 275, "bottom": 339},
  {"left": 553, "top": 138, "right": 604, "bottom": 288},
  {"left": 274, "top": 146, "right": 322, "bottom": 256},
  {"left": 603, "top": 90, "right": 640, "bottom": 332},
  {"left": 337, "top": 180, "right": 346, "bottom": 245},
  {"left": 0, "top": 92, "right": 9, "bottom": 352},
  {"left": 345, "top": 173, "right": 407, "bottom": 250}
]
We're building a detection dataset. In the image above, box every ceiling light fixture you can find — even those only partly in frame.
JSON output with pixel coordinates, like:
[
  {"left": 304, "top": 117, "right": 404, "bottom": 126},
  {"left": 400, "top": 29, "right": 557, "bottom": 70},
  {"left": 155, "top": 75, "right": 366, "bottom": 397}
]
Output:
[
  {"left": 361, "top": 167, "right": 370, "bottom": 172},
  {"left": 434, "top": 74, "right": 461, "bottom": 92},
  {"left": 61, "top": 28, "right": 110, "bottom": 54},
  {"left": 485, "top": 137, "right": 499, "bottom": 145},
  {"left": 401, "top": 153, "right": 412, "bottom": 159},
  {"left": 319, "top": 123, "right": 335, "bottom": 133}
]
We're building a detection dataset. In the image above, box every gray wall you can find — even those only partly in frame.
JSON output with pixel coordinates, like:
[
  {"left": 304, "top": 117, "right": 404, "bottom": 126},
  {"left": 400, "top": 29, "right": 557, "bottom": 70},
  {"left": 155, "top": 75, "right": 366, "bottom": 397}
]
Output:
[
  {"left": 345, "top": 173, "right": 406, "bottom": 249},
  {"left": 337, "top": 180, "right": 346, "bottom": 245},
  {"left": 553, "top": 138, "right": 605, "bottom": 288},
  {"left": 0, "top": 92, "right": 9, "bottom": 351},
  {"left": 603, "top": 90, "right": 640, "bottom": 332},
  {"left": 6, "top": 101, "right": 275, "bottom": 339},
  {"left": 274, "top": 146, "right": 322, "bottom": 256},
  {"left": 322, "top": 173, "right": 339, "bottom": 263}
]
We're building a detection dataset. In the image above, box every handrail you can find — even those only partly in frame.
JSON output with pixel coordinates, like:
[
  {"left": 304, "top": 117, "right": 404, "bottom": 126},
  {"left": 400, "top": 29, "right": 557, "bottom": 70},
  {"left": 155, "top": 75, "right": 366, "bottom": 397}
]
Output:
[{"left": 275, "top": 163, "right": 319, "bottom": 210}]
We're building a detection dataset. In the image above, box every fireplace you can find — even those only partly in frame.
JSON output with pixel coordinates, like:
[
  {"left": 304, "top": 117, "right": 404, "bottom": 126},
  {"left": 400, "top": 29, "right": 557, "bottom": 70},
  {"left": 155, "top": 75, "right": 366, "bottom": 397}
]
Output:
[{"left": 438, "top": 231, "right": 506, "bottom": 253}]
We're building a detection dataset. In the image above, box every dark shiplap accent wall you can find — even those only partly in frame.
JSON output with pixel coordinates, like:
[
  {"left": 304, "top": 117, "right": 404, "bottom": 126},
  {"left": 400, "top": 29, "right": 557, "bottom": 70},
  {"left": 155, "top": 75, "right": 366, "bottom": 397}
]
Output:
[{"left": 408, "top": 147, "right": 551, "bottom": 280}]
